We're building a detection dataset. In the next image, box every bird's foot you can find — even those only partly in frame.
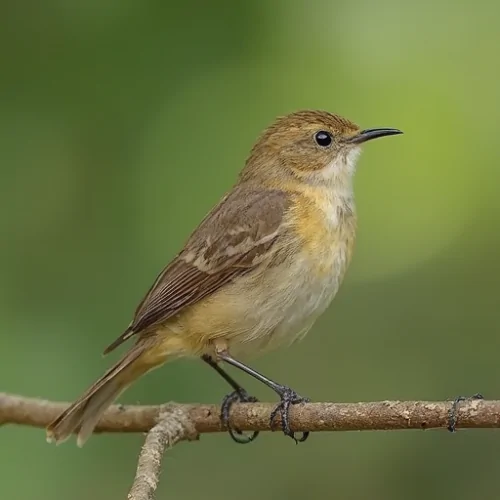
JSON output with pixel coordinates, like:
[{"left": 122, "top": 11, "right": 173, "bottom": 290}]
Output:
[
  {"left": 447, "top": 393, "right": 484, "bottom": 432},
  {"left": 221, "top": 389, "right": 260, "bottom": 444},
  {"left": 269, "top": 386, "right": 310, "bottom": 443}
]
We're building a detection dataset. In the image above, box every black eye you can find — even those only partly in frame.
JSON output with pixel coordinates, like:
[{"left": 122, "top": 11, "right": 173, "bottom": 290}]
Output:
[{"left": 314, "top": 131, "right": 332, "bottom": 147}]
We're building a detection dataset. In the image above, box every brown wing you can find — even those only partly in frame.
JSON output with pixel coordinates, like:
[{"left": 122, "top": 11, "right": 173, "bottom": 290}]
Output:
[{"left": 103, "top": 186, "right": 289, "bottom": 354}]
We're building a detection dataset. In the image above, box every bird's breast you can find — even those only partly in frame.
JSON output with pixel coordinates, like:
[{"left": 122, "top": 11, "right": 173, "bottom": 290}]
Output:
[{"left": 232, "top": 189, "right": 357, "bottom": 353}]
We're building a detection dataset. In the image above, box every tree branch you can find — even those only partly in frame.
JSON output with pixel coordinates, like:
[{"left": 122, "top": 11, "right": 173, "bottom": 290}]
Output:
[
  {"left": 3, "top": 392, "right": 498, "bottom": 500},
  {"left": 1, "top": 392, "right": 499, "bottom": 435},
  {"left": 127, "top": 405, "right": 197, "bottom": 500}
]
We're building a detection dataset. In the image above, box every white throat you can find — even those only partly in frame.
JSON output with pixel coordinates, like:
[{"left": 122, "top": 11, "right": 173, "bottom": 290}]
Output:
[
  {"left": 303, "top": 147, "right": 359, "bottom": 228},
  {"left": 317, "top": 146, "right": 361, "bottom": 197}
]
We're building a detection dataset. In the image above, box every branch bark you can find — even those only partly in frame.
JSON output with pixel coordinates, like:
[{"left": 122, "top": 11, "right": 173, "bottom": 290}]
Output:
[{"left": 1, "top": 392, "right": 499, "bottom": 435}]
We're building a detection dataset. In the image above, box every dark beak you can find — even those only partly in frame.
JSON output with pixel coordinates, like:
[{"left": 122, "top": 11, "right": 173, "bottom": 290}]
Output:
[{"left": 349, "top": 128, "right": 403, "bottom": 144}]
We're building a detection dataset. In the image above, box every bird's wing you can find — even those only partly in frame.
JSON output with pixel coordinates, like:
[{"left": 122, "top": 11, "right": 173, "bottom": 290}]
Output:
[{"left": 103, "top": 186, "right": 289, "bottom": 354}]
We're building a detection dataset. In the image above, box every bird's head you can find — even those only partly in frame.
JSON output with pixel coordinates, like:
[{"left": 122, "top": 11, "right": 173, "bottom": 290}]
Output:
[{"left": 241, "top": 110, "right": 402, "bottom": 190}]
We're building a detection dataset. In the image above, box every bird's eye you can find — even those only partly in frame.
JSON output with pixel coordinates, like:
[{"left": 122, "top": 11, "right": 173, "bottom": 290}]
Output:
[{"left": 314, "top": 131, "right": 332, "bottom": 147}]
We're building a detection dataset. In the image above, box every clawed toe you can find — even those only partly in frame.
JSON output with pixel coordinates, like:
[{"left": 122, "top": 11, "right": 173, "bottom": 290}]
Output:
[
  {"left": 448, "top": 393, "right": 484, "bottom": 432},
  {"left": 221, "top": 389, "right": 260, "bottom": 444},
  {"left": 269, "top": 387, "right": 310, "bottom": 443}
]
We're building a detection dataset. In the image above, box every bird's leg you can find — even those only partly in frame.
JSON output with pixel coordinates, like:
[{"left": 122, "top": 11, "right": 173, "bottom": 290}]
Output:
[
  {"left": 216, "top": 350, "right": 310, "bottom": 443},
  {"left": 201, "top": 354, "right": 259, "bottom": 444}
]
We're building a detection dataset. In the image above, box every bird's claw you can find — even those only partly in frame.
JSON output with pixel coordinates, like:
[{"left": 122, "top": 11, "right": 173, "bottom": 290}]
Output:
[
  {"left": 221, "top": 389, "right": 260, "bottom": 444},
  {"left": 447, "top": 393, "right": 484, "bottom": 432},
  {"left": 269, "top": 386, "right": 310, "bottom": 443}
]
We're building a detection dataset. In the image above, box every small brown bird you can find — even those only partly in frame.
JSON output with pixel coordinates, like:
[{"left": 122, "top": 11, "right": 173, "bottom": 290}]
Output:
[{"left": 46, "top": 110, "right": 402, "bottom": 446}]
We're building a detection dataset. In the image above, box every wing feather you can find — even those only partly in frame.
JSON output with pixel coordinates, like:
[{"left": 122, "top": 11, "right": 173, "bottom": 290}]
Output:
[{"left": 103, "top": 186, "right": 288, "bottom": 354}]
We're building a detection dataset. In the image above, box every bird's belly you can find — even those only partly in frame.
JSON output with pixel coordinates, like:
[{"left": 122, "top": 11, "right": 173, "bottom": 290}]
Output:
[
  {"left": 229, "top": 246, "right": 349, "bottom": 355},
  {"left": 171, "top": 239, "right": 351, "bottom": 358}
]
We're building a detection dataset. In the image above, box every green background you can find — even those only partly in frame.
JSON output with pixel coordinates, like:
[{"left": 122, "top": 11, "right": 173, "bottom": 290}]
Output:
[{"left": 2, "top": 1, "right": 500, "bottom": 499}]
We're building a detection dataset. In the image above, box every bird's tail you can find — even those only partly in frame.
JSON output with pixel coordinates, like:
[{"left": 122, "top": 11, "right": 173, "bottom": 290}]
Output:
[{"left": 46, "top": 337, "right": 168, "bottom": 447}]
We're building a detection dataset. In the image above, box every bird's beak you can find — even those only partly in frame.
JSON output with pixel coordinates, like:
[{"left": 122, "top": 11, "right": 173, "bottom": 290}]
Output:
[{"left": 348, "top": 128, "right": 403, "bottom": 144}]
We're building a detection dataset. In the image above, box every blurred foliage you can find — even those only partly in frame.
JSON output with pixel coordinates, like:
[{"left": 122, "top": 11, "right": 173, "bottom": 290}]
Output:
[{"left": 1, "top": 1, "right": 500, "bottom": 499}]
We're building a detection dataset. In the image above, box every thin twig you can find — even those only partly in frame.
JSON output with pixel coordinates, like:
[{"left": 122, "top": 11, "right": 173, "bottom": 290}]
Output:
[
  {"left": 1, "top": 392, "right": 499, "bottom": 436},
  {"left": 127, "top": 405, "right": 197, "bottom": 500}
]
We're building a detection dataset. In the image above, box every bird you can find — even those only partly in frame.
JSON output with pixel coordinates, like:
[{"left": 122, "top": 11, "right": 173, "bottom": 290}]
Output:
[{"left": 46, "top": 109, "right": 402, "bottom": 447}]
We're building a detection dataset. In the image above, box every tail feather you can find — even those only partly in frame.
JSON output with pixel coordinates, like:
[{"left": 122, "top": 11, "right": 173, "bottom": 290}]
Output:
[{"left": 46, "top": 343, "right": 153, "bottom": 447}]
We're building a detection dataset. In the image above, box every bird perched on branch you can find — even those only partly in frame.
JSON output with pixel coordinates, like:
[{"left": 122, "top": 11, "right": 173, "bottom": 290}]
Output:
[{"left": 46, "top": 110, "right": 402, "bottom": 446}]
